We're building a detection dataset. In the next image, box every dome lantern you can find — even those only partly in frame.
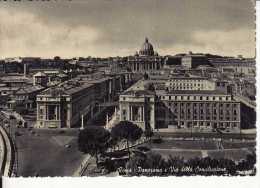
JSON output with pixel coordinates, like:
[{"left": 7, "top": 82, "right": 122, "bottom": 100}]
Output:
[{"left": 139, "top": 37, "right": 155, "bottom": 56}]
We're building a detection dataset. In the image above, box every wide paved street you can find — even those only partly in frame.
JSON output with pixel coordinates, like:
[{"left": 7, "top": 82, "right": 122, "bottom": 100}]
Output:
[{"left": 14, "top": 128, "right": 84, "bottom": 177}]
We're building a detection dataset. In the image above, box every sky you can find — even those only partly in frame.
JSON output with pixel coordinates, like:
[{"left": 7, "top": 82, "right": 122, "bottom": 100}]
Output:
[{"left": 0, "top": 0, "right": 256, "bottom": 58}]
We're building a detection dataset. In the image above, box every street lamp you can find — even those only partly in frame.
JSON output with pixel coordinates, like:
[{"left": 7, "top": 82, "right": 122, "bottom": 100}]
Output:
[
  {"left": 80, "top": 114, "right": 84, "bottom": 130},
  {"left": 190, "top": 124, "right": 193, "bottom": 138}
]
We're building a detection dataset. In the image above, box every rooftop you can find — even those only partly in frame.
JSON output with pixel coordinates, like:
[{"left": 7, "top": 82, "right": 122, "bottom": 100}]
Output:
[
  {"left": 38, "top": 74, "right": 112, "bottom": 97},
  {"left": 34, "top": 72, "right": 47, "bottom": 77},
  {"left": 157, "top": 89, "right": 227, "bottom": 95},
  {"left": 15, "top": 85, "right": 44, "bottom": 94},
  {"left": 122, "top": 90, "right": 155, "bottom": 96}
]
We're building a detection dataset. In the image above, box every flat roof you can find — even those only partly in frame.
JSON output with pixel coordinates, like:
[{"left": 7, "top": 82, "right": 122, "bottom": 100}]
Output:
[{"left": 157, "top": 89, "right": 227, "bottom": 95}]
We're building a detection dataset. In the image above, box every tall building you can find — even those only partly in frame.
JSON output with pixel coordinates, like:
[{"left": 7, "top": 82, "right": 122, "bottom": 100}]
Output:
[
  {"left": 119, "top": 78, "right": 241, "bottom": 133},
  {"left": 181, "top": 52, "right": 209, "bottom": 69},
  {"left": 126, "top": 38, "right": 165, "bottom": 73},
  {"left": 35, "top": 73, "right": 132, "bottom": 128}
]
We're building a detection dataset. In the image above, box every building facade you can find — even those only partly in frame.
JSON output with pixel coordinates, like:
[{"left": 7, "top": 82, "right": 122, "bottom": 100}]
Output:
[
  {"left": 165, "top": 77, "right": 216, "bottom": 91},
  {"left": 119, "top": 89, "right": 156, "bottom": 130},
  {"left": 36, "top": 73, "right": 132, "bottom": 128},
  {"left": 126, "top": 38, "right": 165, "bottom": 73},
  {"left": 119, "top": 79, "right": 241, "bottom": 133},
  {"left": 156, "top": 90, "right": 240, "bottom": 132},
  {"left": 181, "top": 53, "right": 209, "bottom": 69}
]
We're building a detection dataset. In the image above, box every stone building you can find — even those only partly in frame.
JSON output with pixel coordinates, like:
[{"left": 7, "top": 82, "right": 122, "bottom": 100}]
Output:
[
  {"left": 209, "top": 57, "right": 256, "bottom": 77},
  {"left": 119, "top": 79, "right": 241, "bottom": 133},
  {"left": 181, "top": 53, "right": 209, "bottom": 69},
  {"left": 35, "top": 73, "right": 132, "bottom": 128},
  {"left": 165, "top": 77, "right": 216, "bottom": 91},
  {"left": 156, "top": 90, "right": 240, "bottom": 132},
  {"left": 126, "top": 38, "right": 164, "bottom": 73},
  {"left": 119, "top": 82, "right": 156, "bottom": 130},
  {"left": 33, "top": 72, "right": 48, "bottom": 87}
]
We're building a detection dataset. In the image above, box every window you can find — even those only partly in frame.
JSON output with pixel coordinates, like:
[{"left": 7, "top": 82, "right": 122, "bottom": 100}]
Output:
[
  {"left": 226, "top": 123, "right": 230, "bottom": 128},
  {"left": 47, "top": 105, "right": 57, "bottom": 120},
  {"left": 39, "top": 108, "right": 44, "bottom": 114},
  {"left": 132, "top": 106, "right": 140, "bottom": 121}
]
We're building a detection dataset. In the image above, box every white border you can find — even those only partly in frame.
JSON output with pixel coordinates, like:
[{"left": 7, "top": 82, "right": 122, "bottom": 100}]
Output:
[{"left": 2, "top": 1, "right": 260, "bottom": 188}]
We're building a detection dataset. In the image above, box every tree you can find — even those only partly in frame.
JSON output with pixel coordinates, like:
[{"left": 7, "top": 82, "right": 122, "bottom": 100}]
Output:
[
  {"left": 54, "top": 56, "right": 61, "bottom": 61},
  {"left": 78, "top": 126, "right": 110, "bottom": 165},
  {"left": 111, "top": 121, "right": 143, "bottom": 159}
]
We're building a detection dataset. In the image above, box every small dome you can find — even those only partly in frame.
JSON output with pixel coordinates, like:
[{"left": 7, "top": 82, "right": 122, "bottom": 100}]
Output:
[{"left": 139, "top": 37, "right": 154, "bottom": 56}]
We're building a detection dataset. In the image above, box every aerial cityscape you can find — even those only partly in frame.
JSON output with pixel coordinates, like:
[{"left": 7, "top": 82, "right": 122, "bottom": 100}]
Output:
[{"left": 0, "top": 0, "right": 256, "bottom": 177}]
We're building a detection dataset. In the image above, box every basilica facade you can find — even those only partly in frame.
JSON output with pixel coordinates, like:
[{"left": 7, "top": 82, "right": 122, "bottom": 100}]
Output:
[{"left": 126, "top": 38, "right": 165, "bottom": 73}]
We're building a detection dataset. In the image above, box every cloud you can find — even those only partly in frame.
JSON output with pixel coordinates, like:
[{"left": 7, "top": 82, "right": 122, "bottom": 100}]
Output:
[
  {"left": 0, "top": 0, "right": 255, "bottom": 58},
  {"left": 161, "top": 29, "right": 255, "bottom": 57},
  {"left": 0, "top": 9, "right": 102, "bottom": 58}
]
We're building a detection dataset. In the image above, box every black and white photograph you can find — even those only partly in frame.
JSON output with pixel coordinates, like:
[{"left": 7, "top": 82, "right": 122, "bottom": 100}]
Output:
[{"left": 0, "top": 0, "right": 257, "bottom": 182}]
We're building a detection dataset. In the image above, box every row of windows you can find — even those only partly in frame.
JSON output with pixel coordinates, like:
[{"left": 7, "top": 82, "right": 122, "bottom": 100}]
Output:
[
  {"left": 168, "top": 82, "right": 203, "bottom": 86},
  {"left": 177, "top": 121, "right": 239, "bottom": 128},
  {"left": 159, "top": 95, "right": 232, "bottom": 101},
  {"left": 177, "top": 115, "right": 238, "bottom": 121},
  {"left": 167, "top": 102, "right": 237, "bottom": 108},
  {"left": 169, "top": 86, "right": 203, "bottom": 90},
  {"left": 175, "top": 108, "right": 238, "bottom": 114}
]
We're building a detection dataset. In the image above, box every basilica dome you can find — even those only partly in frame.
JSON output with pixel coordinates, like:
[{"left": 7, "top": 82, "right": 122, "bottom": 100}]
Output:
[{"left": 139, "top": 37, "right": 154, "bottom": 56}]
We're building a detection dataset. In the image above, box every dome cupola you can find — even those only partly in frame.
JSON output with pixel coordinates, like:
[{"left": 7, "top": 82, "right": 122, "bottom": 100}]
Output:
[{"left": 139, "top": 37, "right": 154, "bottom": 56}]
